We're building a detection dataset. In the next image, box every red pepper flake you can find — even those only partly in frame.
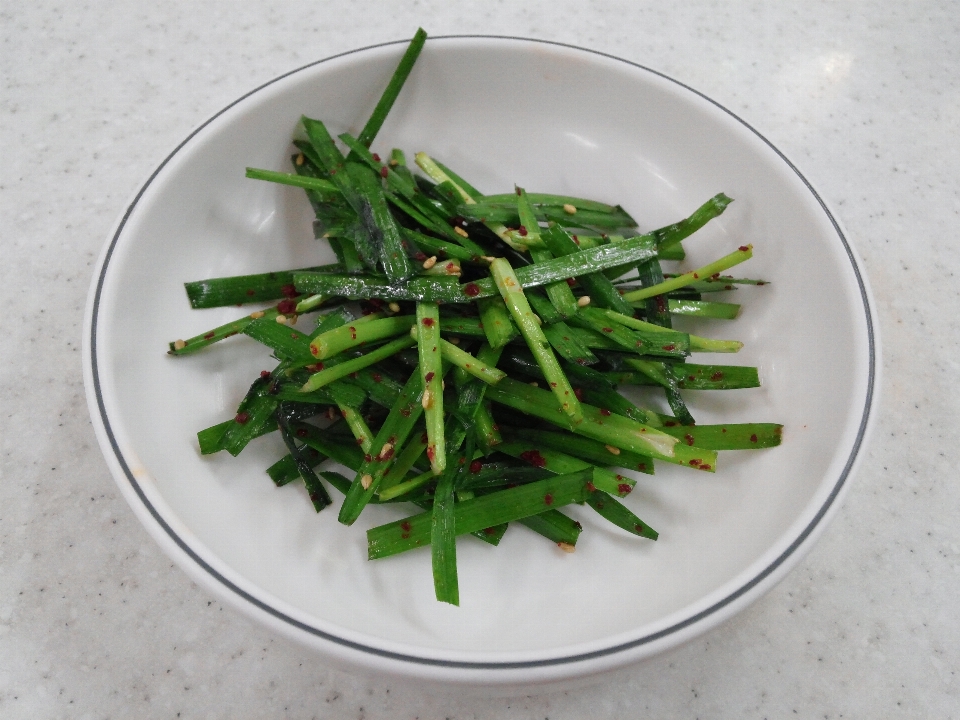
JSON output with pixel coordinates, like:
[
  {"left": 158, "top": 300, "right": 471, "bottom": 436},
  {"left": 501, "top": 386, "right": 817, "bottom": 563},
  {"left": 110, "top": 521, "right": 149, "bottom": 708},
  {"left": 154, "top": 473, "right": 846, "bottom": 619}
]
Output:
[
  {"left": 664, "top": 421, "right": 677, "bottom": 427},
  {"left": 739, "top": 245, "right": 749, "bottom": 252},
  {"left": 400, "top": 521, "right": 411, "bottom": 532},
  {"left": 600, "top": 408, "right": 611, "bottom": 416},
  {"left": 688, "top": 458, "right": 702, "bottom": 466},
  {"left": 662, "top": 344, "right": 676, "bottom": 351},
  {"left": 595, "top": 500, "right": 605, "bottom": 510},
  {"left": 234, "top": 412, "right": 250, "bottom": 424},
  {"left": 203, "top": 332, "right": 215, "bottom": 340},
  {"left": 688, "top": 375, "right": 696, "bottom": 382},
  {"left": 421, "top": 317, "right": 435, "bottom": 327},
  {"left": 634, "top": 523, "right": 645, "bottom": 534},
  {"left": 617, "top": 483, "right": 632, "bottom": 495},
  {"left": 574, "top": 387, "right": 584, "bottom": 401},
  {"left": 655, "top": 296, "right": 667, "bottom": 314},
  {"left": 518, "top": 225, "right": 528, "bottom": 237},
  {"left": 246, "top": 289, "right": 256, "bottom": 297},
  {"left": 543, "top": 493, "right": 554, "bottom": 506},
  {"left": 519, "top": 449, "right": 547, "bottom": 468},
  {"left": 602, "top": 327, "right": 613, "bottom": 333},
  {"left": 637, "top": 463, "right": 647, "bottom": 471},
  {"left": 572, "top": 235, "right": 579, "bottom": 245},
  {"left": 483, "top": 526, "right": 498, "bottom": 536},
  {"left": 371, "top": 153, "right": 381, "bottom": 162},
  {"left": 757, "top": 281, "right": 767, "bottom": 286},
  {"left": 277, "top": 299, "right": 296, "bottom": 315},
  {"left": 400, "top": 408, "right": 411, "bottom": 417},
  {"left": 380, "top": 446, "right": 395, "bottom": 461},
  {"left": 296, "top": 428, "right": 309, "bottom": 438},
  {"left": 420, "top": 432, "right": 429, "bottom": 443},
  {"left": 693, "top": 273, "right": 699, "bottom": 279},
  {"left": 565, "top": 277, "right": 576, "bottom": 286},
  {"left": 414, "top": 251, "right": 427, "bottom": 261},
  {"left": 280, "top": 284, "right": 299, "bottom": 298},
  {"left": 711, "top": 371, "right": 724, "bottom": 381},
  {"left": 348, "top": 326, "right": 357, "bottom": 340},
  {"left": 699, "top": 463, "right": 712, "bottom": 470},
  {"left": 464, "top": 283, "right": 481, "bottom": 297},
  {"left": 310, "top": 345, "right": 319, "bottom": 357},
  {"left": 586, "top": 481, "right": 596, "bottom": 493},
  {"left": 426, "top": 447, "right": 436, "bottom": 462},
  {"left": 469, "top": 460, "right": 483, "bottom": 474},
  {"left": 684, "top": 433, "right": 695, "bottom": 446},
  {"left": 750, "top": 434, "right": 758, "bottom": 443},
  {"left": 424, "top": 371, "right": 435, "bottom": 383},
  {"left": 260, "top": 370, "right": 271, "bottom": 378},
  {"left": 224, "top": 331, "right": 238, "bottom": 338},
  {"left": 380, "top": 166, "right": 388, "bottom": 179}
]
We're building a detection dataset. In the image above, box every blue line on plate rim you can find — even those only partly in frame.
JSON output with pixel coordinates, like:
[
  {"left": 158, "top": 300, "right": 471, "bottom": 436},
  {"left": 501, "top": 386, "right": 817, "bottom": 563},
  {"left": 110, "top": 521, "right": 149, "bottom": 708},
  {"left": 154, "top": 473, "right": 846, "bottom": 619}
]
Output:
[{"left": 88, "top": 34, "right": 876, "bottom": 671}]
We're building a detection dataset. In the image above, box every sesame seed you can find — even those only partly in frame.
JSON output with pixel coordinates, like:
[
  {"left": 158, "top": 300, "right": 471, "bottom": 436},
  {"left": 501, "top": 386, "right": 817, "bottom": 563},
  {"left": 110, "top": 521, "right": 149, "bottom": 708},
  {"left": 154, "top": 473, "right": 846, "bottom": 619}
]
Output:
[
  {"left": 275, "top": 314, "right": 287, "bottom": 324},
  {"left": 577, "top": 295, "right": 591, "bottom": 307},
  {"left": 529, "top": 381, "right": 539, "bottom": 387},
  {"left": 249, "top": 310, "right": 265, "bottom": 319},
  {"left": 422, "top": 256, "right": 438, "bottom": 269},
  {"left": 562, "top": 204, "right": 577, "bottom": 215},
  {"left": 557, "top": 542, "right": 576, "bottom": 553},
  {"left": 360, "top": 474, "right": 373, "bottom": 490},
  {"left": 389, "top": 158, "right": 399, "bottom": 167},
  {"left": 379, "top": 442, "right": 394, "bottom": 459},
  {"left": 480, "top": 256, "right": 497, "bottom": 263},
  {"left": 532, "top": 314, "right": 542, "bottom": 325},
  {"left": 454, "top": 226, "right": 469, "bottom": 238},
  {"left": 388, "top": 302, "right": 401, "bottom": 313},
  {"left": 173, "top": 339, "right": 186, "bottom": 350},
  {"left": 450, "top": 337, "right": 460, "bottom": 345},
  {"left": 421, "top": 390, "right": 433, "bottom": 409},
  {"left": 605, "top": 444, "right": 621, "bottom": 455},
  {"left": 295, "top": 153, "right": 305, "bottom": 166}
]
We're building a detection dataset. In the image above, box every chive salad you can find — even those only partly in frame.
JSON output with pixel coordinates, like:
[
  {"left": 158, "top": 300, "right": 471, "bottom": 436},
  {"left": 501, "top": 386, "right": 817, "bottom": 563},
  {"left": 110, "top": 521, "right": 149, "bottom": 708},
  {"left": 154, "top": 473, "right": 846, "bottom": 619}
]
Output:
[{"left": 169, "top": 29, "right": 781, "bottom": 605}]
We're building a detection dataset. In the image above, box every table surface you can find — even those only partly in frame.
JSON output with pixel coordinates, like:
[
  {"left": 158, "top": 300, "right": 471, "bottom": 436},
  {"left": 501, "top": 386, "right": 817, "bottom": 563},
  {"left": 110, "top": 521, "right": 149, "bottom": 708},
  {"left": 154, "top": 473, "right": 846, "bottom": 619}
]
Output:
[{"left": 3, "top": 2, "right": 958, "bottom": 718}]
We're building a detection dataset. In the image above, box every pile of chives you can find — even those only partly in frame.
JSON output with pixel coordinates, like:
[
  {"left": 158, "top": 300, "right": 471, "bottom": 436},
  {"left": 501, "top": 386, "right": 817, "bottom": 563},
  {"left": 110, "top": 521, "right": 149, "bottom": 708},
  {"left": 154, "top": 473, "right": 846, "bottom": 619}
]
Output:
[{"left": 170, "top": 28, "right": 781, "bottom": 605}]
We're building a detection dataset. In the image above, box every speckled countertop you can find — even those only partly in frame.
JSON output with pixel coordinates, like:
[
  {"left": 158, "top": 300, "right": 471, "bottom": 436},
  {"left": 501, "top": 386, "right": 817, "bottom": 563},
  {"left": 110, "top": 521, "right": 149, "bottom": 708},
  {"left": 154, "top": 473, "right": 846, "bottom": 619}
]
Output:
[{"left": 2, "top": 1, "right": 958, "bottom": 718}]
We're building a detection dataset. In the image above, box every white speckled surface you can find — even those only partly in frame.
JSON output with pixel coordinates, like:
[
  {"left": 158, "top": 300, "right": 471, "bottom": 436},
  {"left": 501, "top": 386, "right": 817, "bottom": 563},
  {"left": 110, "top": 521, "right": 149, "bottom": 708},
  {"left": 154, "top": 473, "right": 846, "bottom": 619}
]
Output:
[{"left": 1, "top": 1, "right": 958, "bottom": 718}]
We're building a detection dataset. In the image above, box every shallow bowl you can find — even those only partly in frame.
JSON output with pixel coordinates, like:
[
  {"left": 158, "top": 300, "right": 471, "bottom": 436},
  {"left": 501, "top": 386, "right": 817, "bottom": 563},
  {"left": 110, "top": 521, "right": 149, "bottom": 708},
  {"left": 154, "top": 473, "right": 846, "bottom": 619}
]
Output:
[{"left": 83, "top": 36, "right": 879, "bottom": 689}]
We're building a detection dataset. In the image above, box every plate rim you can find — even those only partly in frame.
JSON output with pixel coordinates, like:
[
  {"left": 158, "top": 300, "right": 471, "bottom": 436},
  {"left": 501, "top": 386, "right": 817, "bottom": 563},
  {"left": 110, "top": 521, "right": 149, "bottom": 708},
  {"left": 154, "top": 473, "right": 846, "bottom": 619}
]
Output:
[{"left": 83, "top": 34, "right": 879, "bottom": 674}]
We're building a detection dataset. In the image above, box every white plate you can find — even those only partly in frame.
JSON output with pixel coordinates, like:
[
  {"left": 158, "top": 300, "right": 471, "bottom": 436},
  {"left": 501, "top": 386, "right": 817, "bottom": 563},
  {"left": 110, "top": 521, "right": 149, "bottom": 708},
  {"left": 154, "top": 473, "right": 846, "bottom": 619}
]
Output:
[{"left": 83, "top": 36, "right": 879, "bottom": 688}]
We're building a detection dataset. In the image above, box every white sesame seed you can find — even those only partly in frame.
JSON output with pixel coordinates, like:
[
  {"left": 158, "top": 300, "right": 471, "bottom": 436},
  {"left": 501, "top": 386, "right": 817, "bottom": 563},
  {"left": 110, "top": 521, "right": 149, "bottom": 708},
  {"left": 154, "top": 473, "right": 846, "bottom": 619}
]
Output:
[
  {"left": 275, "top": 314, "right": 288, "bottom": 324},
  {"left": 295, "top": 154, "right": 305, "bottom": 166},
  {"left": 454, "top": 226, "right": 469, "bottom": 238},
  {"left": 532, "top": 314, "right": 542, "bottom": 325},
  {"left": 577, "top": 295, "right": 591, "bottom": 307},
  {"left": 360, "top": 474, "right": 373, "bottom": 490},
  {"left": 389, "top": 158, "right": 399, "bottom": 167},
  {"left": 529, "top": 381, "right": 539, "bottom": 387},
  {"left": 249, "top": 310, "right": 265, "bottom": 319},
  {"left": 421, "top": 389, "right": 433, "bottom": 409},
  {"left": 605, "top": 444, "right": 621, "bottom": 455},
  {"left": 450, "top": 337, "right": 460, "bottom": 345},
  {"left": 379, "top": 442, "right": 394, "bottom": 459},
  {"left": 173, "top": 339, "right": 186, "bottom": 350},
  {"left": 557, "top": 542, "right": 576, "bottom": 553},
  {"left": 480, "top": 256, "right": 497, "bottom": 263},
  {"left": 388, "top": 302, "right": 401, "bottom": 313},
  {"left": 563, "top": 203, "right": 577, "bottom": 215},
  {"left": 422, "top": 256, "right": 438, "bottom": 269}
]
